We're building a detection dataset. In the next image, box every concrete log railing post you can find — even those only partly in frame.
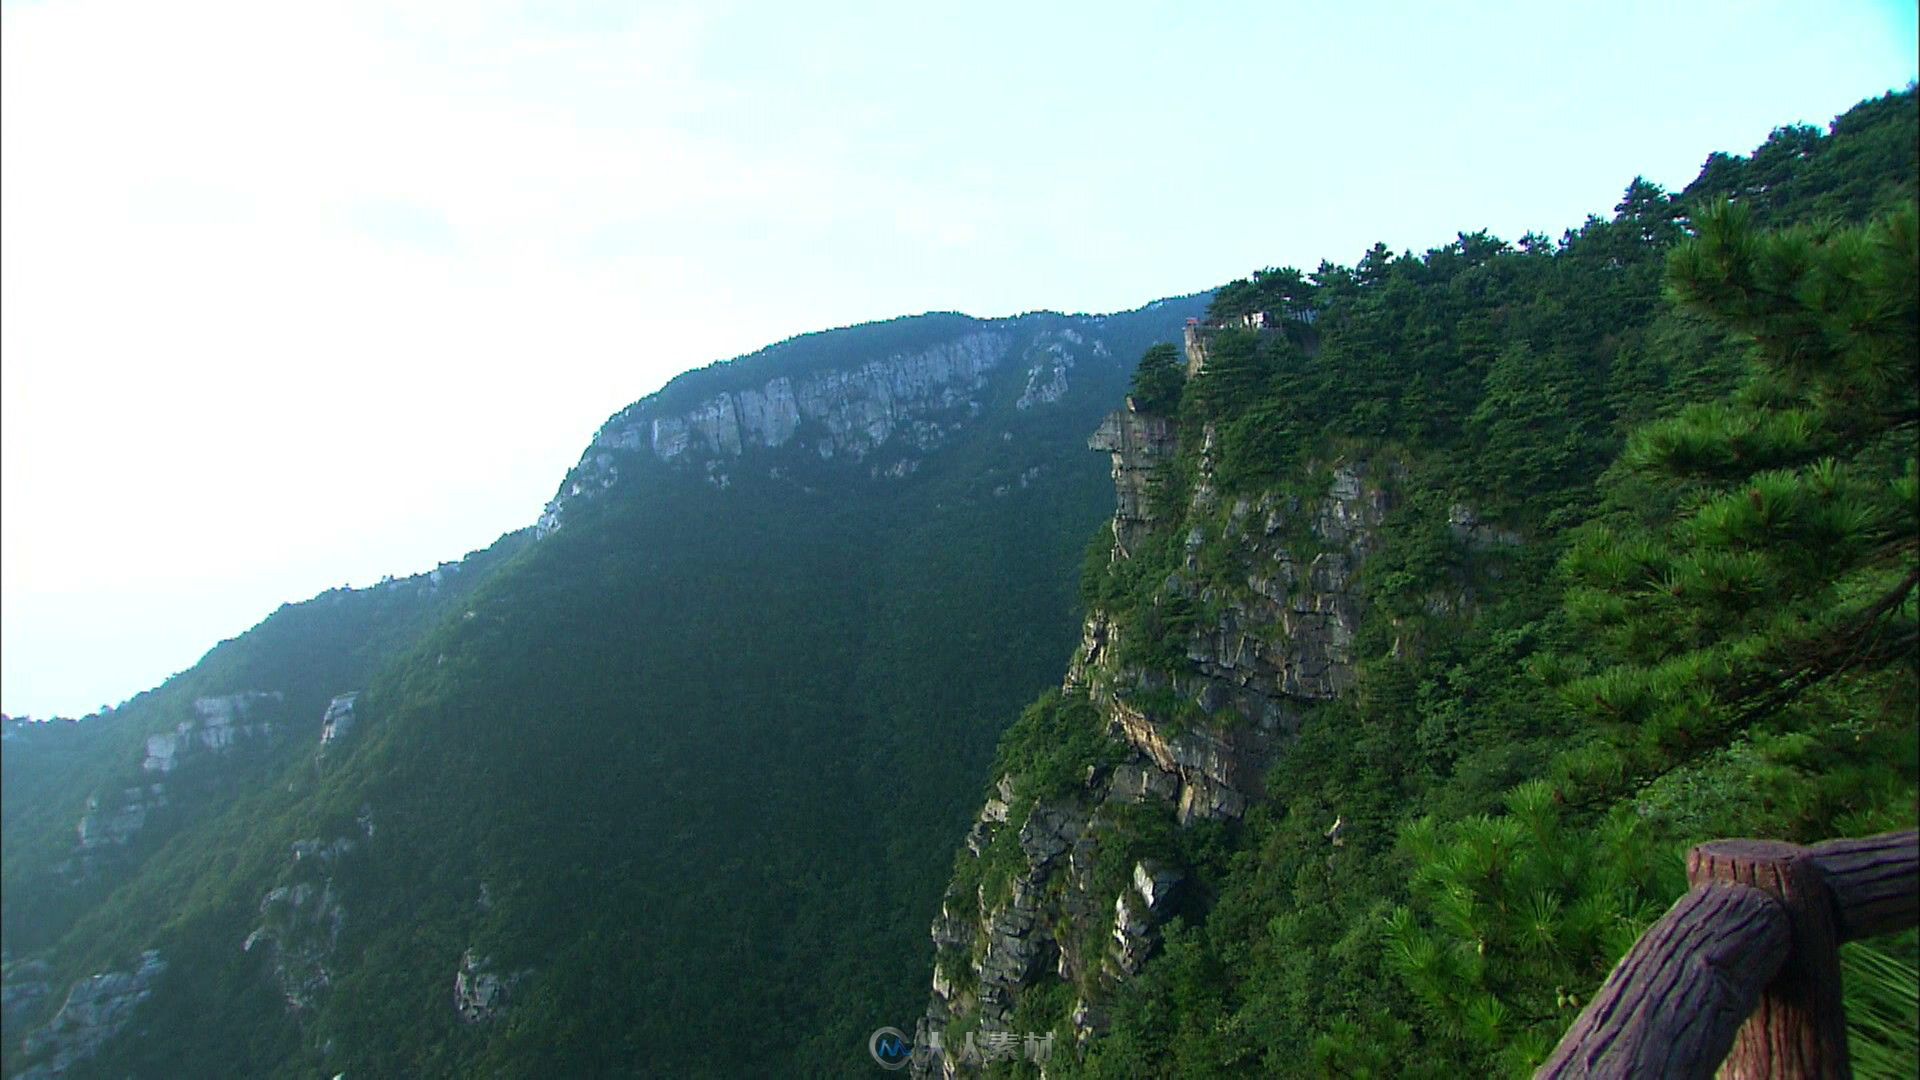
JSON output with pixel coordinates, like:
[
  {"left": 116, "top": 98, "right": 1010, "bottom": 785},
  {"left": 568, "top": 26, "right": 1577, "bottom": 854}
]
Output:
[
  {"left": 1538, "top": 829, "right": 1918, "bottom": 1079},
  {"left": 1686, "top": 840, "right": 1848, "bottom": 1077}
]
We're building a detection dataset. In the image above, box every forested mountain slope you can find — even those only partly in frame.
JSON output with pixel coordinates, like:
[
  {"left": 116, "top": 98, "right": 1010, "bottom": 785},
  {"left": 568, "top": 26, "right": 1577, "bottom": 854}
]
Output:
[
  {"left": 914, "top": 87, "right": 1917, "bottom": 1078},
  {"left": 3, "top": 536, "right": 527, "bottom": 1075},
  {"left": 5, "top": 85, "right": 1913, "bottom": 1080},
  {"left": 2, "top": 301, "right": 1207, "bottom": 1077}
]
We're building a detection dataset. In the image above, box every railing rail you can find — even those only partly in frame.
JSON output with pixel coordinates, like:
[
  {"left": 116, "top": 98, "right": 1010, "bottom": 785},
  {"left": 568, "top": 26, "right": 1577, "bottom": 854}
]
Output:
[{"left": 1538, "top": 829, "right": 1918, "bottom": 1079}]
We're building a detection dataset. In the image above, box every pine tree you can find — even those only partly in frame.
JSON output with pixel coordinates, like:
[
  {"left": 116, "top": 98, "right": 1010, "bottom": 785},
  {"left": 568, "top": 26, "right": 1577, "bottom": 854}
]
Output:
[
  {"left": 1128, "top": 343, "right": 1186, "bottom": 414},
  {"left": 1555, "top": 201, "right": 1918, "bottom": 795},
  {"left": 1390, "top": 201, "right": 1917, "bottom": 1076},
  {"left": 1384, "top": 783, "right": 1676, "bottom": 1076}
]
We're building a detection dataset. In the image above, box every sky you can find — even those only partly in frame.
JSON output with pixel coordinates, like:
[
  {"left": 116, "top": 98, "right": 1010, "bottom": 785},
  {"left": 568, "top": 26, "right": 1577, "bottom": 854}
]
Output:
[{"left": 3, "top": 0, "right": 1916, "bottom": 718}]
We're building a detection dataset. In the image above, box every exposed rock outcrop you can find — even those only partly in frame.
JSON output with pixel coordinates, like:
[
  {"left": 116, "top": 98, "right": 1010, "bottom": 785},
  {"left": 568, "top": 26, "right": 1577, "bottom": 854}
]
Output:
[
  {"left": 15, "top": 951, "right": 165, "bottom": 1079},
  {"left": 917, "top": 756, "right": 1187, "bottom": 1077},
  {"left": 2, "top": 958, "right": 53, "bottom": 1035},
  {"left": 142, "top": 691, "right": 283, "bottom": 773},
  {"left": 244, "top": 822, "right": 368, "bottom": 1013},
  {"left": 1071, "top": 459, "right": 1390, "bottom": 825},
  {"left": 318, "top": 693, "right": 359, "bottom": 747},
  {"left": 1088, "top": 406, "right": 1176, "bottom": 560},
  {"left": 74, "top": 784, "right": 168, "bottom": 852},
  {"left": 58, "top": 783, "right": 174, "bottom": 882},
  {"left": 246, "top": 882, "right": 345, "bottom": 1012},
  {"left": 922, "top": 800, "right": 1091, "bottom": 1045},
  {"left": 539, "top": 324, "right": 1113, "bottom": 535},
  {"left": 1016, "top": 331, "right": 1097, "bottom": 410},
  {"left": 453, "top": 950, "right": 504, "bottom": 1023},
  {"left": 453, "top": 949, "right": 528, "bottom": 1024},
  {"left": 540, "top": 332, "right": 1015, "bottom": 534},
  {"left": 1447, "top": 503, "right": 1523, "bottom": 549},
  {"left": 1110, "top": 859, "right": 1185, "bottom": 976},
  {"left": 59, "top": 692, "right": 286, "bottom": 882},
  {"left": 1182, "top": 321, "right": 1211, "bottom": 377},
  {"left": 919, "top": 329, "right": 1397, "bottom": 1073}
]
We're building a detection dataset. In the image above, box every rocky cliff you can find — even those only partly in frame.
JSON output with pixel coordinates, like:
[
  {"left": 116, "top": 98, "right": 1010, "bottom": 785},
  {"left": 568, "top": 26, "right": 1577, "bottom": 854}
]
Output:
[
  {"left": 139, "top": 691, "right": 283, "bottom": 774},
  {"left": 913, "top": 336, "right": 1398, "bottom": 1075},
  {"left": 243, "top": 820, "right": 367, "bottom": 1013},
  {"left": 12, "top": 952, "right": 165, "bottom": 1080},
  {"left": 535, "top": 322, "right": 1117, "bottom": 533}
]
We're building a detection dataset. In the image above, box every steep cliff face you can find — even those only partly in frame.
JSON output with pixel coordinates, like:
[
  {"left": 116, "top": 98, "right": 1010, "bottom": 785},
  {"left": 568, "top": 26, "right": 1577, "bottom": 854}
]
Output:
[
  {"left": 642, "top": 330, "right": 1006, "bottom": 463},
  {"left": 915, "top": 344, "right": 1396, "bottom": 1073},
  {"left": 1075, "top": 446, "right": 1390, "bottom": 823},
  {"left": 1085, "top": 409, "right": 1174, "bottom": 560},
  {"left": 138, "top": 691, "right": 283, "bottom": 774},
  {"left": 536, "top": 322, "right": 1116, "bottom": 533}
]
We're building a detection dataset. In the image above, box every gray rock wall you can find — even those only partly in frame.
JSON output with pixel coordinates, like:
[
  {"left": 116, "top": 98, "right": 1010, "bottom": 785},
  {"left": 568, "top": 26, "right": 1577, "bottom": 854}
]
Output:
[
  {"left": 538, "top": 324, "right": 1112, "bottom": 535},
  {"left": 917, "top": 351, "right": 1401, "bottom": 1073},
  {"left": 15, "top": 952, "right": 165, "bottom": 1079},
  {"left": 140, "top": 691, "right": 283, "bottom": 773}
]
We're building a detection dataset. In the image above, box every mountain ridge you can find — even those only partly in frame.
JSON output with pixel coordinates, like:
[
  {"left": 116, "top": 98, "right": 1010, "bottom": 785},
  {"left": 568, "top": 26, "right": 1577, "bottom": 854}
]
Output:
[
  {"left": 4, "top": 84, "right": 1914, "bottom": 1077},
  {"left": 2, "top": 295, "right": 1211, "bottom": 1077}
]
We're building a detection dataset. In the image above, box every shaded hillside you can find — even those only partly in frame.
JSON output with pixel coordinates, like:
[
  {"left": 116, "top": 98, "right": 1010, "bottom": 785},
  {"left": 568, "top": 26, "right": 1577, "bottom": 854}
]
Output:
[{"left": 2, "top": 300, "right": 1208, "bottom": 1077}]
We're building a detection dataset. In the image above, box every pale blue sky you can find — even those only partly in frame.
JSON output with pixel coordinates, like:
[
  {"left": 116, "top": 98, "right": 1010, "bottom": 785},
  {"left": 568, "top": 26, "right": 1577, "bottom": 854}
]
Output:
[{"left": 3, "top": 0, "right": 1915, "bottom": 718}]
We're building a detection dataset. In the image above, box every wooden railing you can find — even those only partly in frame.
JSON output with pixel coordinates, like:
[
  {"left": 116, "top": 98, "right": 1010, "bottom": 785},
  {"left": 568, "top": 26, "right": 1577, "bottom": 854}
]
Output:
[{"left": 1538, "top": 829, "right": 1918, "bottom": 1078}]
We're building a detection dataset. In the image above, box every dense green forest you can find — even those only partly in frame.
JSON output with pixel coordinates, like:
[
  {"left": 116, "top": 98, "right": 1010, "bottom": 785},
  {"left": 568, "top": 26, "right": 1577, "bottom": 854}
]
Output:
[
  {"left": 2, "top": 303, "right": 1206, "bottom": 1077},
  {"left": 3, "top": 86, "right": 1914, "bottom": 1080},
  {"left": 929, "top": 86, "right": 1916, "bottom": 1077}
]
